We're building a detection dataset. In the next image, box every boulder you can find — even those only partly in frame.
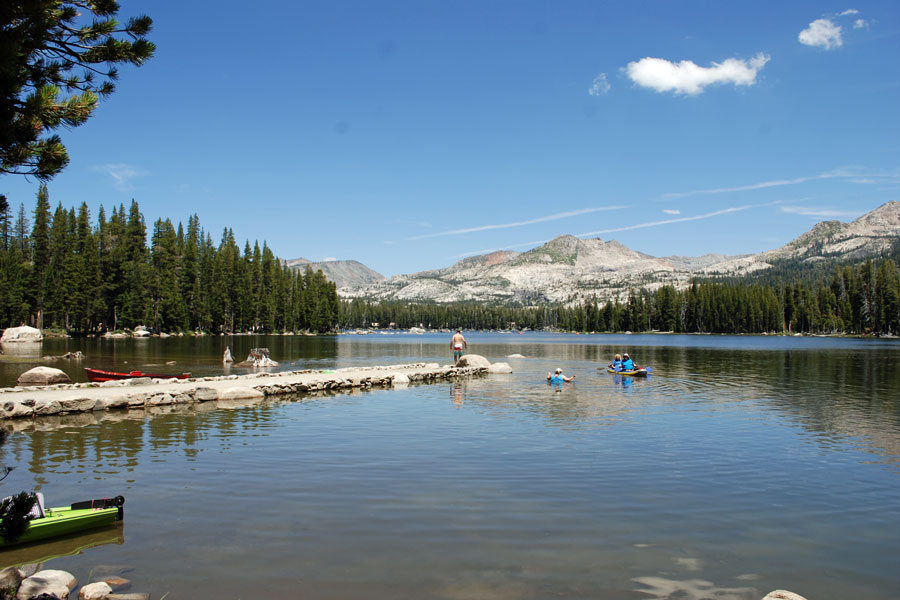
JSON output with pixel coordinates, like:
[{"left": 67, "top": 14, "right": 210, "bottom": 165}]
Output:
[
  {"left": 456, "top": 354, "right": 491, "bottom": 369},
  {"left": 392, "top": 373, "right": 410, "bottom": 386},
  {"left": 79, "top": 582, "right": 113, "bottom": 599},
  {"left": 59, "top": 397, "right": 96, "bottom": 413},
  {"left": 1, "top": 326, "right": 42, "bottom": 343},
  {"left": 192, "top": 387, "right": 219, "bottom": 402},
  {"left": 17, "top": 366, "right": 72, "bottom": 386},
  {"left": 1, "top": 400, "right": 34, "bottom": 419},
  {"left": 95, "top": 396, "right": 129, "bottom": 410},
  {"left": 0, "top": 567, "right": 23, "bottom": 593},
  {"left": 34, "top": 399, "right": 63, "bottom": 415},
  {"left": 762, "top": 592, "right": 808, "bottom": 600},
  {"left": 132, "top": 326, "right": 150, "bottom": 338},
  {"left": 16, "top": 569, "right": 77, "bottom": 600},
  {"left": 218, "top": 387, "right": 264, "bottom": 400},
  {"left": 487, "top": 362, "right": 513, "bottom": 374},
  {"left": 506, "top": 353, "right": 526, "bottom": 358}
]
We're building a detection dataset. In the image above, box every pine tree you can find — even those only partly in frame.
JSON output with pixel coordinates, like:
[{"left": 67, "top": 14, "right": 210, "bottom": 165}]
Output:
[
  {"left": 1, "top": 2, "right": 155, "bottom": 180},
  {"left": 29, "top": 184, "right": 52, "bottom": 327}
]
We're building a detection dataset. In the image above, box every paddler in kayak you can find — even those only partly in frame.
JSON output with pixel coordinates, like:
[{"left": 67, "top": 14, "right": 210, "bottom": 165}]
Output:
[
  {"left": 621, "top": 353, "right": 635, "bottom": 371},
  {"left": 610, "top": 354, "right": 623, "bottom": 371}
]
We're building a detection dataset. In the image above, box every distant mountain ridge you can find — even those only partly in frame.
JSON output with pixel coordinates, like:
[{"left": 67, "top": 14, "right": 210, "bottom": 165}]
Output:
[
  {"left": 314, "top": 201, "right": 900, "bottom": 306},
  {"left": 284, "top": 258, "right": 385, "bottom": 289}
]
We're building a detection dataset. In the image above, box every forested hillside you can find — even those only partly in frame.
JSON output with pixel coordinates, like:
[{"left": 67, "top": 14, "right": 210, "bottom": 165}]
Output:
[{"left": 0, "top": 186, "right": 339, "bottom": 334}]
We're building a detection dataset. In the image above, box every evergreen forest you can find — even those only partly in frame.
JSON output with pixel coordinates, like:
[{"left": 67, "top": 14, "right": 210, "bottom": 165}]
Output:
[
  {"left": 3, "top": 187, "right": 899, "bottom": 338},
  {"left": 0, "top": 186, "right": 340, "bottom": 334}
]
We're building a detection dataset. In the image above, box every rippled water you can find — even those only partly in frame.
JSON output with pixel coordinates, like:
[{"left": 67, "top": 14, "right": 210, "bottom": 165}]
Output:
[{"left": 1, "top": 333, "right": 899, "bottom": 599}]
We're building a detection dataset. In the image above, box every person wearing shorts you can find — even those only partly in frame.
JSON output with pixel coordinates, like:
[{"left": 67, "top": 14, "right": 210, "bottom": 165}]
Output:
[{"left": 451, "top": 330, "right": 467, "bottom": 365}]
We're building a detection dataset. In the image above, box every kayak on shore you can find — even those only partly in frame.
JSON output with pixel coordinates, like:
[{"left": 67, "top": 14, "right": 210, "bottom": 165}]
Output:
[
  {"left": 0, "top": 494, "right": 124, "bottom": 548},
  {"left": 84, "top": 367, "right": 191, "bottom": 382}
]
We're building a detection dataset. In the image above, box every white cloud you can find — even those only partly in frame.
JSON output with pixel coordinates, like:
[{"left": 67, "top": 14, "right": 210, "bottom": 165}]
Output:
[
  {"left": 92, "top": 163, "right": 148, "bottom": 192},
  {"left": 409, "top": 206, "right": 627, "bottom": 240},
  {"left": 662, "top": 209, "right": 680, "bottom": 215},
  {"left": 624, "top": 53, "right": 770, "bottom": 95},
  {"left": 799, "top": 18, "right": 843, "bottom": 49},
  {"left": 839, "top": 9, "right": 860, "bottom": 16},
  {"left": 779, "top": 206, "right": 859, "bottom": 218},
  {"left": 588, "top": 73, "right": 611, "bottom": 96},
  {"left": 853, "top": 18, "right": 868, "bottom": 29}
]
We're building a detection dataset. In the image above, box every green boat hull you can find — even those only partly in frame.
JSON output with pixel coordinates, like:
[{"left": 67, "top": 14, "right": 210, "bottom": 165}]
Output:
[{"left": 0, "top": 496, "right": 124, "bottom": 548}]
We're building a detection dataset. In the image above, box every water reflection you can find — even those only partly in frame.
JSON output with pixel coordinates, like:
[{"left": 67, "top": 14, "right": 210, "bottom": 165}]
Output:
[
  {"left": 0, "top": 524, "right": 124, "bottom": 570},
  {"left": 0, "top": 334, "right": 898, "bottom": 599}
]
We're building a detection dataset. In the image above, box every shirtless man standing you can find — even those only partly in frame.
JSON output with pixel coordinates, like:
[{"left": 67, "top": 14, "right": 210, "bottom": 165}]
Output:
[{"left": 450, "top": 330, "right": 467, "bottom": 365}]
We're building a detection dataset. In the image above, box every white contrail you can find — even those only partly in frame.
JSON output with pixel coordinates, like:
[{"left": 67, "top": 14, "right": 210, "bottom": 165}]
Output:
[
  {"left": 577, "top": 202, "right": 781, "bottom": 237},
  {"left": 409, "top": 206, "right": 627, "bottom": 240}
]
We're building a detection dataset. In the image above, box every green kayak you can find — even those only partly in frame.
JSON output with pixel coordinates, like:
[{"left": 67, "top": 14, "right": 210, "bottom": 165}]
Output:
[{"left": 0, "top": 495, "right": 124, "bottom": 548}]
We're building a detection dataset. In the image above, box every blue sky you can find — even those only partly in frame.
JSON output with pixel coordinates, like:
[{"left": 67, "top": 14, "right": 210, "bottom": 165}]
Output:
[{"left": 3, "top": 1, "right": 899, "bottom": 276}]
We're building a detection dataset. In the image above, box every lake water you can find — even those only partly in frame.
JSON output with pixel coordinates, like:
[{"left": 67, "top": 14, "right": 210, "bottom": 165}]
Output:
[{"left": 1, "top": 332, "right": 899, "bottom": 599}]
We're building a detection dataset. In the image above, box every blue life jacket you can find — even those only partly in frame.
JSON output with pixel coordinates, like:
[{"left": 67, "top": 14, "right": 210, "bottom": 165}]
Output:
[
  {"left": 611, "top": 359, "right": 622, "bottom": 371},
  {"left": 622, "top": 358, "right": 634, "bottom": 370},
  {"left": 550, "top": 375, "right": 564, "bottom": 384}
]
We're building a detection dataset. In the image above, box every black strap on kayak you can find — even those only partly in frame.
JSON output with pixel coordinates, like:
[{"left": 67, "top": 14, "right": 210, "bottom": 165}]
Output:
[{"left": 70, "top": 496, "right": 125, "bottom": 520}]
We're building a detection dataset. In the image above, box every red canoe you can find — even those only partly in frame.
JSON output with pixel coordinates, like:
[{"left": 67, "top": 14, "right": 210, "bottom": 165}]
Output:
[{"left": 84, "top": 367, "right": 192, "bottom": 383}]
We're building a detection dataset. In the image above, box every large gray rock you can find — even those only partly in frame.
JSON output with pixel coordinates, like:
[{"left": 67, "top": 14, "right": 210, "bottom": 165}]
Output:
[
  {"left": 456, "top": 354, "right": 491, "bottom": 369},
  {"left": 17, "top": 366, "right": 71, "bottom": 385},
  {"left": 1, "top": 326, "right": 42, "bottom": 343},
  {"left": 17, "top": 569, "right": 77, "bottom": 600},
  {"left": 487, "top": 362, "right": 513, "bottom": 374},
  {"left": 16, "top": 367, "right": 72, "bottom": 385}
]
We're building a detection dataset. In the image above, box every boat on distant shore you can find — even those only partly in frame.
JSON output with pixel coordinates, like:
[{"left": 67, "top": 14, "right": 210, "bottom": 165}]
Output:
[{"left": 84, "top": 367, "right": 191, "bottom": 382}]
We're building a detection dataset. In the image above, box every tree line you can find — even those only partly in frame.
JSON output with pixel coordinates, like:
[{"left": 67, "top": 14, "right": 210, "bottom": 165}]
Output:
[
  {"left": 0, "top": 186, "right": 339, "bottom": 334},
  {"left": 340, "top": 258, "right": 900, "bottom": 336}
]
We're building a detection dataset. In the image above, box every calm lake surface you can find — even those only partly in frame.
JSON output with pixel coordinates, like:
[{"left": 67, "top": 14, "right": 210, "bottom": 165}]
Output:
[{"left": 1, "top": 332, "right": 899, "bottom": 599}]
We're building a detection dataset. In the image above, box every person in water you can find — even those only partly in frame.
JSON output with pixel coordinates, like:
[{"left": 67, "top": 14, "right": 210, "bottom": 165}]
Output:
[
  {"left": 621, "top": 353, "right": 635, "bottom": 371},
  {"left": 547, "top": 368, "right": 575, "bottom": 383},
  {"left": 611, "top": 354, "right": 623, "bottom": 371},
  {"left": 450, "top": 330, "right": 467, "bottom": 365}
]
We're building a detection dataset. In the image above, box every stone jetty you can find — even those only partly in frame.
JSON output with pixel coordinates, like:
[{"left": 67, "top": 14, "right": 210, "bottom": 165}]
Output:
[{"left": 0, "top": 361, "right": 494, "bottom": 422}]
